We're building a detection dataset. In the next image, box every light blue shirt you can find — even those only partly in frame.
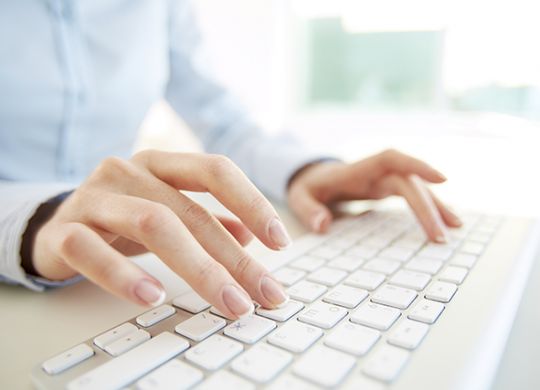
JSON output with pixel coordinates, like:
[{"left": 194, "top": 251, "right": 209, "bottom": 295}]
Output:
[{"left": 0, "top": 0, "right": 321, "bottom": 289}]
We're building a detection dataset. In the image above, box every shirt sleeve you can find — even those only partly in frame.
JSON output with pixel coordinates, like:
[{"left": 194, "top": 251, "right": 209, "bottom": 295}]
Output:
[
  {"left": 164, "top": 1, "right": 330, "bottom": 202},
  {"left": 0, "top": 181, "right": 79, "bottom": 290}
]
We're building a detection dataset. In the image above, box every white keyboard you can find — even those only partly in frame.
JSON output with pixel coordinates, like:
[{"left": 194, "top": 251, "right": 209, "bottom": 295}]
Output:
[{"left": 34, "top": 210, "right": 502, "bottom": 389}]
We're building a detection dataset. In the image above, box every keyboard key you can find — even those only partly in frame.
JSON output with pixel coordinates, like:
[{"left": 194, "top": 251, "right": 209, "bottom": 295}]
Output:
[
  {"left": 460, "top": 241, "right": 485, "bottom": 255},
  {"left": 136, "top": 359, "right": 203, "bottom": 390},
  {"left": 362, "top": 235, "right": 394, "bottom": 249},
  {"left": 350, "top": 302, "right": 400, "bottom": 330},
  {"left": 323, "top": 285, "right": 368, "bottom": 308},
  {"left": 307, "top": 267, "right": 347, "bottom": 286},
  {"left": 287, "top": 280, "right": 327, "bottom": 303},
  {"left": 174, "top": 312, "right": 226, "bottom": 341},
  {"left": 172, "top": 291, "right": 210, "bottom": 314},
  {"left": 417, "top": 244, "right": 454, "bottom": 261},
  {"left": 256, "top": 300, "right": 304, "bottom": 322},
  {"left": 371, "top": 284, "right": 417, "bottom": 310},
  {"left": 67, "top": 332, "right": 189, "bottom": 390},
  {"left": 345, "top": 270, "right": 385, "bottom": 291},
  {"left": 267, "top": 374, "right": 317, "bottom": 390},
  {"left": 42, "top": 344, "right": 94, "bottom": 375},
  {"left": 325, "top": 322, "right": 380, "bottom": 356},
  {"left": 439, "top": 266, "right": 468, "bottom": 284},
  {"left": 290, "top": 256, "right": 325, "bottom": 272},
  {"left": 267, "top": 321, "right": 323, "bottom": 353},
  {"left": 468, "top": 231, "right": 492, "bottom": 244},
  {"left": 298, "top": 301, "right": 348, "bottom": 329},
  {"left": 136, "top": 305, "right": 175, "bottom": 327},
  {"left": 345, "top": 245, "right": 379, "bottom": 259},
  {"left": 363, "top": 258, "right": 401, "bottom": 275},
  {"left": 378, "top": 247, "right": 415, "bottom": 262},
  {"left": 392, "top": 237, "right": 425, "bottom": 251},
  {"left": 224, "top": 315, "right": 276, "bottom": 344},
  {"left": 185, "top": 334, "right": 243, "bottom": 370},
  {"left": 405, "top": 258, "right": 443, "bottom": 275},
  {"left": 387, "top": 319, "right": 429, "bottom": 350},
  {"left": 408, "top": 299, "right": 445, "bottom": 324},
  {"left": 273, "top": 267, "right": 306, "bottom": 287},
  {"left": 310, "top": 245, "right": 343, "bottom": 259},
  {"left": 389, "top": 270, "right": 431, "bottom": 291},
  {"left": 93, "top": 322, "right": 138, "bottom": 350},
  {"left": 363, "top": 345, "right": 409, "bottom": 383},
  {"left": 105, "top": 329, "right": 151, "bottom": 357},
  {"left": 325, "top": 236, "right": 358, "bottom": 250},
  {"left": 231, "top": 343, "right": 293, "bottom": 383},
  {"left": 197, "top": 371, "right": 254, "bottom": 390},
  {"left": 425, "top": 281, "right": 458, "bottom": 303},
  {"left": 451, "top": 253, "right": 478, "bottom": 269},
  {"left": 293, "top": 345, "right": 355, "bottom": 388},
  {"left": 327, "top": 255, "right": 364, "bottom": 272}
]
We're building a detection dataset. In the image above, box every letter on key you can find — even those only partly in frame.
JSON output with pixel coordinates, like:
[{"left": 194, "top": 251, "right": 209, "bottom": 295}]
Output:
[{"left": 224, "top": 315, "right": 276, "bottom": 344}]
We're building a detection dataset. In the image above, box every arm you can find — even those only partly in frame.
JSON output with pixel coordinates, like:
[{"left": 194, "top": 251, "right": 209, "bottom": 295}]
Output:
[{"left": 164, "top": 1, "right": 325, "bottom": 202}]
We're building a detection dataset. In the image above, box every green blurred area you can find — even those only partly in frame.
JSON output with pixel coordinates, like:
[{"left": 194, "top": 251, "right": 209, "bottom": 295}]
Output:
[{"left": 304, "top": 18, "right": 540, "bottom": 120}]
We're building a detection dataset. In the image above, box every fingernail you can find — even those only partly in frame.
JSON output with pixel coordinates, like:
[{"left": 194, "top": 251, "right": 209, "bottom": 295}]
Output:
[
  {"left": 222, "top": 285, "right": 254, "bottom": 318},
  {"left": 434, "top": 226, "right": 450, "bottom": 243},
  {"left": 268, "top": 217, "right": 292, "bottom": 249},
  {"left": 312, "top": 211, "right": 327, "bottom": 232},
  {"left": 135, "top": 280, "right": 166, "bottom": 306},
  {"left": 435, "top": 170, "right": 447, "bottom": 181},
  {"left": 261, "top": 275, "right": 289, "bottom": 307}
]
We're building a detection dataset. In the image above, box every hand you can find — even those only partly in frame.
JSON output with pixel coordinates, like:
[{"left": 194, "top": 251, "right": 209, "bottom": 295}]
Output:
[
  {"left": 287, "top": 149, "right": 462, "bottom": 242},
  {"left": 33, "top": 151, "right": 290, "bottom": 318}
]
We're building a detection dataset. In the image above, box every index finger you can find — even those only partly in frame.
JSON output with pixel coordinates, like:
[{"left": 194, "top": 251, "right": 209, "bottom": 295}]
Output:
[{"left": 133, "top": 151, "right": 291, "bottom": 250}]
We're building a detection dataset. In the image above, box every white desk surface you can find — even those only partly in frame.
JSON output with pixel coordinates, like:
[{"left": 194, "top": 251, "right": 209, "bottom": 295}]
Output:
[{"left": 2, "top": 111, "right": 540, "bottom": 389}]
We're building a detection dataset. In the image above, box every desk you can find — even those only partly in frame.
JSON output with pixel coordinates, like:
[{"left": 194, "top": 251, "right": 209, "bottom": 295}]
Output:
[{"left": 2, "top": 111, "right": 540, "bottom": 389}]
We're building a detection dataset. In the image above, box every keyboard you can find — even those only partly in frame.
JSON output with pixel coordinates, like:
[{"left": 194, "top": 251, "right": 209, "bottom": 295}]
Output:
[{"left": 33, "top": 209, "right": 504, "bottom": 389}]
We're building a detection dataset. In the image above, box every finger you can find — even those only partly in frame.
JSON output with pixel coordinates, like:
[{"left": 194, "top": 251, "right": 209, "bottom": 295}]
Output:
[
  {"left": 426, "top": 188, "right": 463, "bottom": 228},
  {"left": 288, "top": 185, "right": 333, "bottom": 233},
  {"left": 53, "top": 222, "right": 166, "bottom": 306},
  {"left": 86, "top": 194, "right": 260, "bottom": 318},
  {"left": 373, "top": 149, "right": 447, "bottom": 183},
  {"left": 133, "top": 151, "right": 291, "bottom": 250},
  {"left": 216, "top": 215, "right": 254, "bottom": 247},
  {"left": 114, "top": 175, "right": 289, "bottom": 309},
  {"left": 386, "top": 174, "right": 449, "bottom": 242}
]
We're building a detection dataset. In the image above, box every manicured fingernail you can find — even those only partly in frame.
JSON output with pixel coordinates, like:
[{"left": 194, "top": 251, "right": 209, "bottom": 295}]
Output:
[
  {"left": 268, "top": 218, "right": 292, "bottom": 249},
  {"left": 222, "top": 285, "right": 254, "bottom": 318},
  {"left": 135, "top": 280, "right": 166, "bottom": 306},
  {"left": 261, "top": 275, "right": 289, "bottom": 307},
  {"left": 435, "top": 234, "right": 447, "bottom": 244},
  {"left": 435, "top": 170, "right": 447, "bottom": 181},
  {"left": 312, "top": 211, "right": 327, "bottom": 232},
  {"left": 434, "top": 226, "right": 450, "bottom": 243}
]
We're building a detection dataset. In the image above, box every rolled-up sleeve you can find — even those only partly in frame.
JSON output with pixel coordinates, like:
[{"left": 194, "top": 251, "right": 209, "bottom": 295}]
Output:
[{"left": 164, "top": 1, "right": 328, "bottom": 202}]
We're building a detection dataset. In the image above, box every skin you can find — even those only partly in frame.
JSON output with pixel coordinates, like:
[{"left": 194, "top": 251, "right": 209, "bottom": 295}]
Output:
[{"left": 32, "top": 148, "right": 460, "bottom": 319}]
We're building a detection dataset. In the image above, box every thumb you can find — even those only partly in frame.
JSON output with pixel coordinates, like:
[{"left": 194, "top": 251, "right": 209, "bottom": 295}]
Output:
[{"left": 289, "top": 187, "right": 333, "bottom": 233}]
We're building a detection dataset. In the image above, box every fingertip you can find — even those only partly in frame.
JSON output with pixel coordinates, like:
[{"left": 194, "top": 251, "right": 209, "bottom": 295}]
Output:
[{"left": 311, "top": 209, "right": 332, "bottom": 233}]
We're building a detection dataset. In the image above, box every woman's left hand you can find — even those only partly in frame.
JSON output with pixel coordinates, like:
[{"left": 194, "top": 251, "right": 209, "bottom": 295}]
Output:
[{"left": 287, "top": 149, "right": 462, "bottom": 242}]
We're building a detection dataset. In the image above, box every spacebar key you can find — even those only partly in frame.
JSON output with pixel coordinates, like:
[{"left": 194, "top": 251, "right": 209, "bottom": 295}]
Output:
[{"left": 67, "top": 332, "right": 189, "bottom": 390}]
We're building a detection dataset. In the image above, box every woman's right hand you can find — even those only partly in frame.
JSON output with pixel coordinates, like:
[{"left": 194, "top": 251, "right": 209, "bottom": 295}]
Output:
[{"left": 32, "top": 151, "right": 291, "bottom": 319}]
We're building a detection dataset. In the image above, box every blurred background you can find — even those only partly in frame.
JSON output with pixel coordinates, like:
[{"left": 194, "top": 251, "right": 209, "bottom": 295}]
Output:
[{"left": 136, "top": 0, "right": 540, "bottom": 216}]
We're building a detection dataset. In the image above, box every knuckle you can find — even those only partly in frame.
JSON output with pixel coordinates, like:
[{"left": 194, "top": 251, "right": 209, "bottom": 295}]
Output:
[
  {"left": 92, "top": 156, "right": 137, "bottom": 182},
  {"left": 135, "top": 203, "right": 175, "bottom": 235},
  {"left": 131, "top": 149, "right": 155, "bottom": 165},
  {"left": 182, "top": 202, "right": 213, "bottom": 229},
  {"left": 205, "top": 154, "right": 236, "bottom": 178},
  {"left": 381, "top": 148, "right": 398, "bottom": 161},
  {"left": 231, "top": 251, "right": 253, "bottom": 280},
  {"left": 58, "top": 224, "right": 83, "bottom": 258},
  {"left": 195, "top": 259, "right": 224, "bottom": 286}
]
